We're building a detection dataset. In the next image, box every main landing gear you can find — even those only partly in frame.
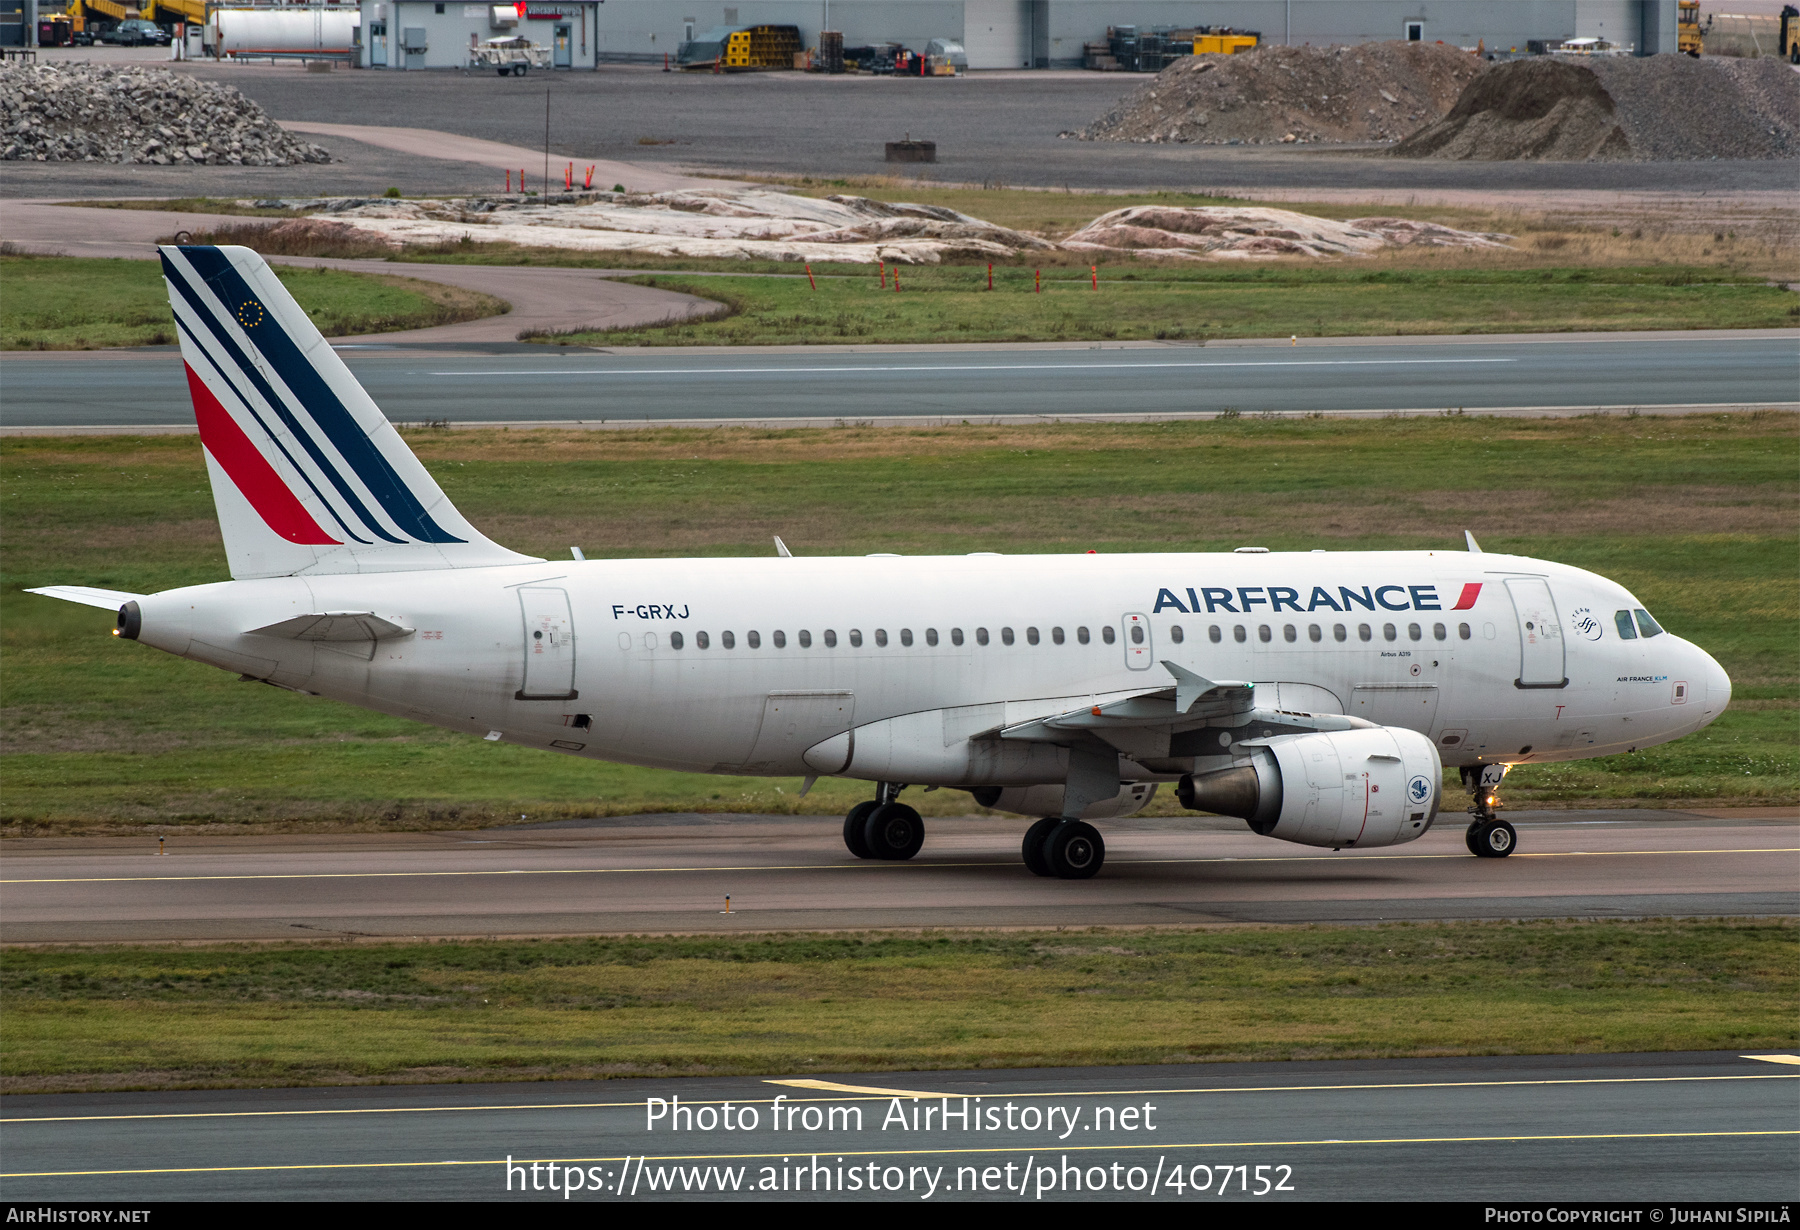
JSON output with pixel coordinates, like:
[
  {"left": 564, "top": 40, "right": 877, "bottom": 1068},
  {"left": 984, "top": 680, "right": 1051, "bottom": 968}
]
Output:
[
  {"left": 1462, "top": 763, "right": 1516, "bottom": 858},
  {"left": 842, "top": 783, "right": 924, "bottom": 861},
  {"left": 1022, "top": 816, "right": 1105, "bottom": 880}
]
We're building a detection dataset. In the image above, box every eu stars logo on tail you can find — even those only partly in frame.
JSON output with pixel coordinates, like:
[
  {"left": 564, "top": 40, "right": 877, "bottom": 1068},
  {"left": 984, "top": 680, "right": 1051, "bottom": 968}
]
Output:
[{"left": 159, "top": 245, "right": 537, "bottom": 580}]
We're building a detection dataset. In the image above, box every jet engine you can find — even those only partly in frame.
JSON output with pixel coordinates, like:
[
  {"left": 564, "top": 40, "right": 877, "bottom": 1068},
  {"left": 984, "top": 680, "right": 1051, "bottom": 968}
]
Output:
[{"left": 1177, "top": 726, "right": 1441, "bottom": 849}]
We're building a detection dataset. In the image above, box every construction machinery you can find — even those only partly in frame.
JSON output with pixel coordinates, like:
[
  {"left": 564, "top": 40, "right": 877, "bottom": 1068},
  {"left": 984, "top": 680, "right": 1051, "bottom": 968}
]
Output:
[
  {"left": 1781, "top": 4, "right": 1798, "bottom": 62},
  {"left": 1679, "top": 0, "right": 1704, "bottom": 56},
  {"left": 1194, "top": 28, "right": 1258, "bottom": 55}
]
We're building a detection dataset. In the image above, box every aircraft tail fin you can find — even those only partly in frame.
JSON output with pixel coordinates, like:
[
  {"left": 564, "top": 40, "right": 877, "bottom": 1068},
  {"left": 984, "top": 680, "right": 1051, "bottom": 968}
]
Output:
[{"left": 158, "top": 245, "right": 539, "bottom": 580}]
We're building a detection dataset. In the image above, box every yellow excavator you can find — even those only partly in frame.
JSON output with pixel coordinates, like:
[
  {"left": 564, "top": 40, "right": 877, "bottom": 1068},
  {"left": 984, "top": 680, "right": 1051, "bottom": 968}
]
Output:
[
  {"left": 1679, "top": 0, "right": 1704, "bottom": 56},
  {"left": 63, "top": 0, "right": 203, "bottom": 39},
  {"left": 1781, "top": 4, "right": 1799, "bottom": 63}
]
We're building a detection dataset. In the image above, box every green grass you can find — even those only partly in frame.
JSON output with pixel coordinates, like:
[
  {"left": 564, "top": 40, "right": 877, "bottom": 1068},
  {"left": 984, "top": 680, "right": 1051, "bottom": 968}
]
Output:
[
  {"left": 0, "top": 255, "right": 506, "bottom": 350},
  {"left": 2, "top": 413, "right": 1794, "bottom": 833},
  {"left": 3, "top": 921, "right": 1792, "bottom": 1091},
  {"left": 536, "top": 266, "right": 1800, "bottom": 347}
]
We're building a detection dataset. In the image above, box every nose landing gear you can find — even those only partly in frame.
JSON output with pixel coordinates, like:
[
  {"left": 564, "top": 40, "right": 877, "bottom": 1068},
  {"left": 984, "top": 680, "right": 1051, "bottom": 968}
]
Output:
[{"left": 1462, "top": 763, "right": 1516, "bottom": 858}]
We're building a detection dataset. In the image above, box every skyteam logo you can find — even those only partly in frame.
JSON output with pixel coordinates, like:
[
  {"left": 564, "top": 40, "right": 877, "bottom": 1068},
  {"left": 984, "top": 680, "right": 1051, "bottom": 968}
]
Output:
[{"left": 1408, "top": 775, "right": 1433, "bottom": 806}]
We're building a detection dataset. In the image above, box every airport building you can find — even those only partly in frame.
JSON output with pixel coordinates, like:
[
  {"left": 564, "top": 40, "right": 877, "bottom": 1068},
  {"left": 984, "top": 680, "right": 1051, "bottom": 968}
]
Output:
[
  {"left": 584, "top": 0, "right": 1680, "bottom": 68},
  {"left": 355, "top": 0, "right": 602, "bottom": 69}
]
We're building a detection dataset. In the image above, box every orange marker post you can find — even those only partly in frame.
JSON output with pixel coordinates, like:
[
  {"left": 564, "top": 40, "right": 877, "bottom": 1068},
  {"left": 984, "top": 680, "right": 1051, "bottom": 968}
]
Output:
[
  {"left": 1035, "top": 268, "right": 1041, "bottom": 294},
  {"left": 805, "top": 263, "right": 816, "bottom": 290},
  {"left": 505, "top": 169, "right": 511, "bottom": 192},
  {"left": 987, "top": 262, "right": 993, "bottom": 291},
  {"left": 1091, "top": 264, "right": 1098, "bottom": 290},
  {"left": 879, "top": 261, "right": 886, "bottom": 289},
  {"left": 893, "top": 267, "right": 900, "bottom": 292}
]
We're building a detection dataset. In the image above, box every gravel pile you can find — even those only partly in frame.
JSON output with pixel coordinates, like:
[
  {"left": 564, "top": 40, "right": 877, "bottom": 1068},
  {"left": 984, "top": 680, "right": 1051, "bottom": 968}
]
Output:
[
  {"left": 1391, "top": 54, "right": 1799, "bottom": 161},
  {"left": 1074, "top": 41, "right": 1486, "bottom": 146},
  {"left": 0, "top": 63, "right": 329, "bottom": 165},
  {"left": 1062, "top": 205, "right": 1512, "bottom": 260}
]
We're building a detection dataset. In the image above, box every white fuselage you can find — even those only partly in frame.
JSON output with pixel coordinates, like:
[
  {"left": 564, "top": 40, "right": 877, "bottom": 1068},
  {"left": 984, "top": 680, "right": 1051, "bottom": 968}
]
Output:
[{"left": 129, "top": 549, "right": 1730, "bottom": 793}]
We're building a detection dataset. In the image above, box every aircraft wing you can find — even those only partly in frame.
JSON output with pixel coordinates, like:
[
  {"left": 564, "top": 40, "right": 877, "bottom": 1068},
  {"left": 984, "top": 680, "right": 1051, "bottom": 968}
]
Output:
[
  {"left": 998, "top": 662, "right": 1256, "bottom": 744},
  {"left": 25, "top": 585, "right": 146, "bottom": 611}
]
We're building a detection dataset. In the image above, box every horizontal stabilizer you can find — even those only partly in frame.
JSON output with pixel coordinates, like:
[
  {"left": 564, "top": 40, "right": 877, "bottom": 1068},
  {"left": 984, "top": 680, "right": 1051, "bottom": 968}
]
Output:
[
  {"left": 247, "top": 612, "right": 414, "bottom": 642},
  {"left": 26, "top": 585, "right": 146, "bottom": 611}
]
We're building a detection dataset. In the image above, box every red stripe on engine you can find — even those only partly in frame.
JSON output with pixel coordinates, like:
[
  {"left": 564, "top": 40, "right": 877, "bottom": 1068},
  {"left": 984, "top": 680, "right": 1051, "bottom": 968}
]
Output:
[
  {"left": 1450, "top": 582, "right": 1483, "bottom": 610},
  {"left": 184, "top": 363, "right": 339, "bottom": 545}
]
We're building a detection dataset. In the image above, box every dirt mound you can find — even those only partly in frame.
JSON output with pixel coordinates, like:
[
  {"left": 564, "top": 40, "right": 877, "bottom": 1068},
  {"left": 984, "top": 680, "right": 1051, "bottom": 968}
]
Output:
[
  {"left": 1392, "top": 54, "right": 1799, "bottom": 161},
  {"left": 0, "top": 63, "right": 329, "bottom": 165},
  {"left": 1075, "top": 41, "right": 1485, "bottom": 146}
]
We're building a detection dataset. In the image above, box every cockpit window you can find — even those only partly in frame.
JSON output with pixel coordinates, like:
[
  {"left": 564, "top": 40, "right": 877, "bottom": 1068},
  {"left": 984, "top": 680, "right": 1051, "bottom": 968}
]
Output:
[
  {"left": 1633, "top": 608, "right": 1664, "bottom": 638},
  {"left": 1614, "top": 610, "right": 1638, "bottom": 640}
]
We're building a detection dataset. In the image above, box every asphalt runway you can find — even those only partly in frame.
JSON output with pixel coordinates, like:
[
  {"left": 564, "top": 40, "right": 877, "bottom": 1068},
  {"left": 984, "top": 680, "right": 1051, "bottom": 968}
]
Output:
[
  {"left": 3, "top": 332, "right": 1795, "bottom": 431},
  {"left": 2, "top": 812, "right": 1793, "bottom": 943},
  {"left": 3, "top": 1051, "right": 1795, "bottom": 1201}
]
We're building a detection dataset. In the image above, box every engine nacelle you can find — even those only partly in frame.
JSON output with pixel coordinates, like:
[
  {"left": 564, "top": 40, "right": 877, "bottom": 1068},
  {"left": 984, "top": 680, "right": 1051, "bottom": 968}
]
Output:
[
  {"left": 1178, "top": 726, "right": 1441, "bottom": 849},
  {"left": 971, "top": 781, "right": 1158, "bottom": 821}
]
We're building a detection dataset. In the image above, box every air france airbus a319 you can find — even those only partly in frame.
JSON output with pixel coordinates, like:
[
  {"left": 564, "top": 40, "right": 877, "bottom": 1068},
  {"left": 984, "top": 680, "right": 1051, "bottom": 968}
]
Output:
[{"left": 30, "top": 246, "right": 1732, "bottom": 878}]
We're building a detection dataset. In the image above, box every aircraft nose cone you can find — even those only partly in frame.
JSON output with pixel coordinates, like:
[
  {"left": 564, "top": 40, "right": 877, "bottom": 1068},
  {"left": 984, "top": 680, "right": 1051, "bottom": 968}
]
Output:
[{"left": 1701, "top": 647, "right": 1732, "bottom": 718}]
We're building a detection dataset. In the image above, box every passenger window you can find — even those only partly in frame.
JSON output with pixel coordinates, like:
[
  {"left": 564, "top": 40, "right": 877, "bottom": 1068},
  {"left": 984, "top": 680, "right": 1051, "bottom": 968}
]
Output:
[
  {"left": 1408, "top": 623, "right": 1421, "bottom": 641},
  {"left": 1026, "top": 627, "right": 1039, "bottom": 645},
  {"left": 925, "top": 628, "right": 937, "bottom": 646},
  {"left": 1433, "top": 623, "right": 1446, "bottom": 641},
  {"left": 1633, "top": 608, "right": 1663, "bottom": 638},
  {"left": 1458, "top": 623, "right": 1471, "bottom": 640},
  {"left": 1334, "top": 623, "right": 1347, "bottom": 642},
  {"left": 1359, "top": 624, "right": 1373, "bottom": 642},
  {"left": 1077, "top": 626, "right": 1091, "bottom": 644},
  {"left": 772, "top": 630, "right": 785, "bottom": 648},
  {"left": 1052, "top": 627, "right": 1065, "bottom": 645},
  {"left": 747, "top": 631, "right": 761, "bottom": 648},
  {"left": 1234, "top": 625, "right": 1247, "bottom": 643},
  {"left": 900, "top": 628, "right": 912, "bottom": 647},
  {"left": 951, "top": 627, "right": 964, "bottom": 646},
  {"left": 1283, "top": 624, "right": 1297, "bottom": 643},
  {"left": 1383, "top": 624, "right": 1397, "bottom": 642},
  {"left": 1614, "top": 610, "right": 1638, "bottom": 640},
  {"left": 976, "top": 627, "right": 990, "bottom": 646},
  {"left": 1169, "top": 625, "right": 1183, "bottom": 644},
  {"left": 721, "top": 631, "right": 735, "bottom": 649},
  {"left": 798, "top": 629, "right": 812, "bottom": 648},
  {"left": 848, "top": 629, "right": 863, "bottom": 648},
  {"left": 697, "top": 631, "right": 710, "bottom": 649},
  {"left": 1101, "top": 626, "right": 1116, "bottom": 645},
  {"left": 1001, "top": 627, "right": 1015, "bottom": 645},
  {"left": 1129, "top": 625, "right": 1144, "bottom": 645},
  {"left": 1209, "top": 625, "right": 1222, "bottom": 643},
  {"left": 823, "top": 629, "right": 837, "bottom": 648},
  {"left": 873, "top": 629, "right": 887, "bottom": 648},
  {"left": 1258, "top": 625, "right": 1272, "bottom": 643},
  {"left": 1308, "top": 624, "right": 1322, "bottom": 643},
  {"left": 670, "top": 631, "right": 684, "bottom": 650}
]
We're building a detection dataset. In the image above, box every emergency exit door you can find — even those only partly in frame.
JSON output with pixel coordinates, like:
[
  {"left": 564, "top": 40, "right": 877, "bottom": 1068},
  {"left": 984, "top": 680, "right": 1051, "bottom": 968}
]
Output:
[
  {"left": 553, "top": 22, "right": 571, "bottom": 66},
  {"left": 517, "top": 586, "right": 579, "bottom": 699}
]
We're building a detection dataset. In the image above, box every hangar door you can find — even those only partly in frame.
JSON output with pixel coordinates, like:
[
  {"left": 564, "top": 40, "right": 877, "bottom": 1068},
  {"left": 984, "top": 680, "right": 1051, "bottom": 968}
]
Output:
[{"left": 964, "top": 0, "right": 1030, "bottom": 68}]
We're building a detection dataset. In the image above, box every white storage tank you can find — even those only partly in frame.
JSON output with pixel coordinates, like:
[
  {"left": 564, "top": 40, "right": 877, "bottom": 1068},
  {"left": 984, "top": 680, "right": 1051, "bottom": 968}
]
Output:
[{"left": 206, "top": 8, "right": 359, "bottom": 58}]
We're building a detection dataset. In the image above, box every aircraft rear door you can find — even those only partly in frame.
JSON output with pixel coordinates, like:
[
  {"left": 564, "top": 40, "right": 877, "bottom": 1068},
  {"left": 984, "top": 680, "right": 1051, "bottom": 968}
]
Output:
[
  {"left": 1505, "top": 576, "right": 1567, "bottom": 688},
  {"left": 517, "top": 586, "right": 578, "bottom": 699}
]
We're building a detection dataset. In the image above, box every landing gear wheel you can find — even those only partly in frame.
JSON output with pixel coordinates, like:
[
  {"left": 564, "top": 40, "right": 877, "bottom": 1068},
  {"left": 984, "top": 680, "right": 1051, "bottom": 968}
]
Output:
[
  {"left": 1044, "top": 820, "right": 1105, "bottom": 880},
  {"left": 1464, "top": 822, "right": 1482, "bottom": 856},
  {"left": 843, "top": 800, "right": 879, "bottom": 859},
  {"left": 1470, "top": 820, "right": 1516, "bottom": 858},
  {"left": 863, "top": 802, "right": 924, "bottom": 861},
  {"left": 1021, "top": 817, "right": 1058, "bottom": 877}
]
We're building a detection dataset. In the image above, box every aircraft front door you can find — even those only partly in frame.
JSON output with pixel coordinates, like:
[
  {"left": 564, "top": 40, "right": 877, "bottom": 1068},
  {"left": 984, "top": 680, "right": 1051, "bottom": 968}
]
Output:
[
  {"left": 517, "top": 586, "right": 578, "bottom": 699},
  {"left": 1506, "top": 576, "right": 1567, "bottom": 688},
  {"left": 554, "top": 22, "right": 571, "bottom": 66},
  {"left": 1121, "top": 611, "right": 1153, "bottom": 670}
]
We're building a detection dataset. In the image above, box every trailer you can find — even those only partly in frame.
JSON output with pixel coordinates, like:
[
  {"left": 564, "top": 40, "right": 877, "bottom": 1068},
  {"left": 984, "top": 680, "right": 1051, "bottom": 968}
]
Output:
[{"left": 473, "top": 34, "right": 548, "bottom": 74}]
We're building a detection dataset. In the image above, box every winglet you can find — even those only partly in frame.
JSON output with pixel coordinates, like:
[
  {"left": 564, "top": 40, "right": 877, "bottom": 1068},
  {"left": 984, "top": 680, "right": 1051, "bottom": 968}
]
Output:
[
  {"left": 774, "top": 535, "right": 793, "bottom": 558},
  {"left": 1161, "top": 660, "right": 1217, "bottom": 713},
  {"left": 1464, "top": 530, "right": 1482, "bottom": 553}
]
